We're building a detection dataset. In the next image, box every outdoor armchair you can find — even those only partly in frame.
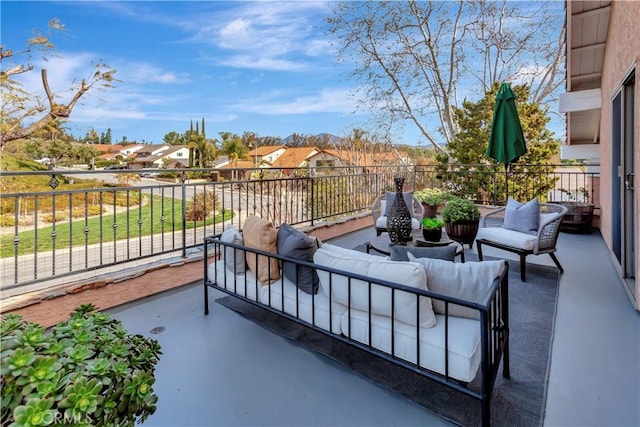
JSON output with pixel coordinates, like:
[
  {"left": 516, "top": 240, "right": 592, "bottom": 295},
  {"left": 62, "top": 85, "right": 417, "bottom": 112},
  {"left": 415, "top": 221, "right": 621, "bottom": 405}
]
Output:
[
  {"left": 475, "top": 202, "right": 568, "bottom": 281},
  {"left": 372, "top": 194, "right": 424, "bottom": 236}
]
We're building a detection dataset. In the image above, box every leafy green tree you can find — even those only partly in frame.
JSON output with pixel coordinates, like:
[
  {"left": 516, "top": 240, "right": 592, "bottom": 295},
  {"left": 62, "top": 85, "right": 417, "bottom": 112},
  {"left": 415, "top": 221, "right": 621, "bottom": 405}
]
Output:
[
  {"left": 220, "top": 132, "right": 249, "bottom": 179},
  {"left": 82, "top": 129, "right": 100, "bottom": 144},
  {"left": 440, "top": 83, "right": 559, "bottom": 203},
  {"left": 99, "top": 127, "right": 112, "bottom": 144},
  {"left": 163, "top": 131, "right": 184, "bottom": 146},
  {"left": 0, "top": 19, "right": 117, "bottom": 148}
]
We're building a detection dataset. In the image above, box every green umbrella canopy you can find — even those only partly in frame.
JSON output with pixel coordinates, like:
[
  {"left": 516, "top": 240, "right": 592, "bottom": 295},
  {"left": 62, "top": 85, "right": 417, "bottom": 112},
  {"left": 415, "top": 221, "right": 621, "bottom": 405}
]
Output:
[{"left": 487, "top": 82, "right": 527, "bottom": 164}]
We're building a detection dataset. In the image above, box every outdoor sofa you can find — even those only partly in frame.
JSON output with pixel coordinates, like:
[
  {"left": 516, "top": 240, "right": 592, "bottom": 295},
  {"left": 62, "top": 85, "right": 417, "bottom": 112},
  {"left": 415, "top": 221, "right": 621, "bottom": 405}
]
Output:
[{"left": 203, "top": 216, "right": 510, "bottom": 426}]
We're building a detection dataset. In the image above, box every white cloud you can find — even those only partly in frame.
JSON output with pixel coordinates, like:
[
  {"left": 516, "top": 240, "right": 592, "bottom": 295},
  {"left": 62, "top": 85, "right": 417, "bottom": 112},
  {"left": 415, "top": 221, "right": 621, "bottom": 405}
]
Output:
[
  {"left": 193, "top": 1, "right": 331, "bottom": 71},
  {"left": 231, "top": 87, "right": 358, "bottom": 115},
  {"left": 218, "top": 55, "right": 307, "bottom": 71},
  {"left": 121, "top": 62, "right": 191, "bottom": 84}
]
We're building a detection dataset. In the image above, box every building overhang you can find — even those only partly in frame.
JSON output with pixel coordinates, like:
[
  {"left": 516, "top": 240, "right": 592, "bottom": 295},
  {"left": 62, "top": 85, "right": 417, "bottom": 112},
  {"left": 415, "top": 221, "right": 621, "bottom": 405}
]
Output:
[{"left": 560, "top": 0, "right": 611, "bottom": 158}]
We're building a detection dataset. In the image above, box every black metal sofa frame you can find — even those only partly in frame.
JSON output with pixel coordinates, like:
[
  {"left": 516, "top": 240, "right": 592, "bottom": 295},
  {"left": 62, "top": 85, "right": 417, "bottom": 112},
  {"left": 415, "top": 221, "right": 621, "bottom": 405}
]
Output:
[{"left": 203, "top": 235, "right": 510, "bottom": 427}]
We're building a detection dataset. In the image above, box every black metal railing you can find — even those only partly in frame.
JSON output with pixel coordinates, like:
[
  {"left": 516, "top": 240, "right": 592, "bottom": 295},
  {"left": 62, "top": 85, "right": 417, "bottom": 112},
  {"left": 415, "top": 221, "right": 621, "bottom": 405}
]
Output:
[{"left": 0, "top": 163, "right": 599, "bottom": 294}]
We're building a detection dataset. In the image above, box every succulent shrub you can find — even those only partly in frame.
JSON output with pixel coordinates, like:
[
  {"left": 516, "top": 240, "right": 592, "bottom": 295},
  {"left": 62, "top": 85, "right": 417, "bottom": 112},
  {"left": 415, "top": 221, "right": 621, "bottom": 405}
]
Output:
[
  {"left": 421, "top": 217, "right": 445, "bottom": 230},
  {"left": 441, "top": 197, "right": 481, "bottom": 223},
  {"left": 1, "top": 303, "right": 162, "bottom": 426},
  {"left": 414, "top": 188, "right": 450, "bottom": 207}
]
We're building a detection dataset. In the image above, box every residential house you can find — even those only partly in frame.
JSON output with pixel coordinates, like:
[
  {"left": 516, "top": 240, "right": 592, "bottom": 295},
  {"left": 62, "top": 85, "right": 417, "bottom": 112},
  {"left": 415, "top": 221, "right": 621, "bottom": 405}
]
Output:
[
  {"left": 270, "top": 147, "right": 318, "bottom": 174},
  {"left": 308, "top": 149, "right": 413, "bottom": 171},
  {"left": 248, "top": 145, "right": 287, "bottom": 166},
  {"left": 119, "top": 144, "right": 145, "bottom": 158},
  {"left": 128, "top": 144, "right": 190, "bottom": 169},
  {"left": 92, "top": 144, "right": 124, "bottom": 161},
  {"left": 560, "top": 0, "right": 638, "bottom": 308}
]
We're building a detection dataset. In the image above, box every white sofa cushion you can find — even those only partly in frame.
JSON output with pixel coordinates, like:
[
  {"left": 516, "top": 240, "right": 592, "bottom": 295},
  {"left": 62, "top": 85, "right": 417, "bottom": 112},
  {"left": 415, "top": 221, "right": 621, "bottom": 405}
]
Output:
[
  {"left": 342, "top": 309, "right": 481, "bottom": 382},
  {"left": 376, "top": 216, "right": 421, "bottom": 230},
  {"left": 313, "top": 244, "right": 436, "bottom": 328},
  {"left": 260, "top": 276, "right": 346, "bottom": 334},
  {"left": 209, "top": 259, "right": 260, "bottom": 301},
  {"left": 476, "top": 226, "right": 537, "bottom": 251},
  {"left": 407, "top": 254, "right": 505, "bottom": 319}
]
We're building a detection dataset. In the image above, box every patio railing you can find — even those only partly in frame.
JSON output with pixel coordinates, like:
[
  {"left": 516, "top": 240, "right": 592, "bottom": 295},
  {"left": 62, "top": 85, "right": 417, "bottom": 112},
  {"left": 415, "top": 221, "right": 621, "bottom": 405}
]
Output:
[{"left": 0, "top": 163, "right": 599, "bottom": 296}]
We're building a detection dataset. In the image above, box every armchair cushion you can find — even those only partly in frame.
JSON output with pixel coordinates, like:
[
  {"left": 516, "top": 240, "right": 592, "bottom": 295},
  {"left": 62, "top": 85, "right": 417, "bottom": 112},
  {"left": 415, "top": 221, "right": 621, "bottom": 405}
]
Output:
[
  {"left": 475, "top": 227, "right": 537, "bottom": 251},
  {"left": 384, "top": 190, "right": 414, "bottom": 216},
  {"left": 504, "top": 198, "right": 540, "bottom": 234},
  {"left": 376, "top": 216, "right": 421, "bottom": 230}
]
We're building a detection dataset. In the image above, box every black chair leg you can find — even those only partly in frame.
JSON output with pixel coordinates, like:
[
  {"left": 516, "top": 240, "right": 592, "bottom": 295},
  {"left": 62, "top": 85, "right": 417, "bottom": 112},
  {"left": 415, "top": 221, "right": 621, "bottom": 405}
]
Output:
[
  {"left": 520, "top": 254, "right": 527, "bottom": 282},
  {"left": 549, "top": 252, "right": 564, "bottom": 273},
  {"left": 477, "top": 241, "right": 484, "bottom": 261}
]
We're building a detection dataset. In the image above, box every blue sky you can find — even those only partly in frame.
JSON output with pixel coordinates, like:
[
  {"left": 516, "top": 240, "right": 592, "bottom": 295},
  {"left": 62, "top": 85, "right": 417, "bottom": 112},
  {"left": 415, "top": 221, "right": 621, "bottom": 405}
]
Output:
[
  {"left": 3, "top": 1, "right": 367, "bottom": 144},
  {"left": 2, "top": 1, "right": 565, "bottom": 146}
]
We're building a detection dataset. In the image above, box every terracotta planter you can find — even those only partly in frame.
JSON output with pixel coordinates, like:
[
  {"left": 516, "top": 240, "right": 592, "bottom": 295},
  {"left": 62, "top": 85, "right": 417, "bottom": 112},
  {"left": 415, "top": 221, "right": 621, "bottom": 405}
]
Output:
[
  {"left": 445, "top": 220, "right": 479, "bottom": 248},
  {"left": 422, "top": 204, "right": 439, "bottom": 219},
  {"left": 422, "top": 228, "right": 443, "bottom": 242}
]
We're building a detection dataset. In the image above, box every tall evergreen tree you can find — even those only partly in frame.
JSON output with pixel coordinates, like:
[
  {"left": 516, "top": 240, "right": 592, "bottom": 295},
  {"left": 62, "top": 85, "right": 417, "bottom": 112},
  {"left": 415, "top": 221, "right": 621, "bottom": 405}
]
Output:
[{"left": 440, "top": 83, "right": 559, "bottom": 202}]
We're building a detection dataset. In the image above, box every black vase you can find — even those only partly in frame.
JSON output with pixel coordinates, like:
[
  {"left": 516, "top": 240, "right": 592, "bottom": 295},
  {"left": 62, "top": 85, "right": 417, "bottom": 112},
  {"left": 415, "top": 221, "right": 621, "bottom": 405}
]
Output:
[{"left": 387, "top": 177, "right": 413, "bottom": 245}]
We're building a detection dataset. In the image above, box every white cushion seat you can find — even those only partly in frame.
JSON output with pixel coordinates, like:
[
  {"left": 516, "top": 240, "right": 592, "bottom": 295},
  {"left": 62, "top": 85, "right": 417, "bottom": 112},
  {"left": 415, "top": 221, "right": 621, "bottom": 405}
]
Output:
[
  {"left": 342, "top": 309, "right": 481, "bottom": 383},
  {"left": 475, "top": 226, "right": 537, "bottom": 251},
  {"left": 375, "top": 216, "right": 421, "bottom": 230},
  {"left": 209, "top": 259, "right": 261, "bottom": 301},
  {"left": 260, "top": 276, "right": 346, "bottom": 334}
]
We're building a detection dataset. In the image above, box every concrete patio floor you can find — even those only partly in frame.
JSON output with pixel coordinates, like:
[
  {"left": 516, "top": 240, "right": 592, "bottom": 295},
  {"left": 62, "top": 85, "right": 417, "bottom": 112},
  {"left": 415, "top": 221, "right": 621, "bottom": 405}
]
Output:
[{"left": 110, "top": 227, "right": 640, "bottom": 426}]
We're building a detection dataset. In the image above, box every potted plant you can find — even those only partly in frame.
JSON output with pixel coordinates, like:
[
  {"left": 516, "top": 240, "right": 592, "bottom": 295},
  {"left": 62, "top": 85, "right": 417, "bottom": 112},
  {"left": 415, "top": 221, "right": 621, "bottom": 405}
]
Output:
[
  {"left": 441, "top": 197, "right": 481, "bottom": 247},
  {"left": 1, "top": 303, "right": 162, "bottom": 426},
  {"left": 421, "top": 217, "right": 445, "bottom": 241},
  {"left": 557, "top": 187, "right": 594, "bottom": 233},
  {"left": 414, "top": 188, "right": 449, "bottom": 218}
]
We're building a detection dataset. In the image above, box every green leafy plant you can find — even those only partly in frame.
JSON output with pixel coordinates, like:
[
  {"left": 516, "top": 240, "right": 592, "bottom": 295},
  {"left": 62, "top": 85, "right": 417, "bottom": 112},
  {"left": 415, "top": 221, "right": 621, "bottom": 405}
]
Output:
[
  {"left": 414, "top": 188, "right": 450, "bottom": 206},
  {"left": 559, "top": 187, "right": 591, "bottom": 203},
  {"left": 441, "top": 197, "right": 480, "bottom": 223},
  {"left": 1, "top": 303, "right": 162, "bottom": 426},
  {"left": 421, "top": 217, "right": 445, "bottom": 230}
]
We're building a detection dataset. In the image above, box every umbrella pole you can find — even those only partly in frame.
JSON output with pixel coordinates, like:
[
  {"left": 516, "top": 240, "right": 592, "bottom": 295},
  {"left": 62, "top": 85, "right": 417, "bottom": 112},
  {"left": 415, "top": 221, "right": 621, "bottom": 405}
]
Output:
[{"left": 505, "top": 163, "right": 509, "bottom": 203}]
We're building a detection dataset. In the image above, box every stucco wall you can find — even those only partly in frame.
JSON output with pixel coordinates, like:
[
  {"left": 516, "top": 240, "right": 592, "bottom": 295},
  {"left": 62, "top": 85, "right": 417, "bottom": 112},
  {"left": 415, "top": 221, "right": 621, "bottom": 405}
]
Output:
[{"left": 599, "top": 0, "right": 640, "bottom": 307}]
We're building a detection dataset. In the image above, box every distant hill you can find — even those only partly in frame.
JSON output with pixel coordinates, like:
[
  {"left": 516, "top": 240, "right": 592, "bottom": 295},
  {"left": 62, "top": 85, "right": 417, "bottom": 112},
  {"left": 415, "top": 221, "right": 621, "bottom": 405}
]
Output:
[{"left": 280, "top": 133, "right": 342, "bottom": 146}]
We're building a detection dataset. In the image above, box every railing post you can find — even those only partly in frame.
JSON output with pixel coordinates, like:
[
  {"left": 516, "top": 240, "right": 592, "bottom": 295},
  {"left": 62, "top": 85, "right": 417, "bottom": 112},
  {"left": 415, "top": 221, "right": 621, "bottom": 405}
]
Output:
[
  {"left": 310, "top": 170, "right": 315, "bottom": 226},
  {"left": 180, "top": 171, "right": 187, "bottom": 257}
]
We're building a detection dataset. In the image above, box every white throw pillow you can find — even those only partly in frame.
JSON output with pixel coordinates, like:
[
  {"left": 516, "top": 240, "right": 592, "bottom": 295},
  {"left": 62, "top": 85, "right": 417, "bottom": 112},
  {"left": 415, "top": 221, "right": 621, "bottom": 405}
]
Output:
[
  {"left": 220, "top": 225, "right": 246, "bottom": 274},
  {"left": 407, "top": 253, "right": 505, "bottom": 319},
  {"left": 314, "top": 246, "right": 436, "bottom": 328},
  {"left": 503, "top": 198, "right": 540, "bottom": 234}
]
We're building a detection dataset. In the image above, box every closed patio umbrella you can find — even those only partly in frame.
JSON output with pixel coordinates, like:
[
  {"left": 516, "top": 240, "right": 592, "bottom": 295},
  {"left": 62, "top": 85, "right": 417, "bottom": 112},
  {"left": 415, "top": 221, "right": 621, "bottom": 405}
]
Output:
[{"left": 486, "top": 82, "right": 527, "bottom": 202}]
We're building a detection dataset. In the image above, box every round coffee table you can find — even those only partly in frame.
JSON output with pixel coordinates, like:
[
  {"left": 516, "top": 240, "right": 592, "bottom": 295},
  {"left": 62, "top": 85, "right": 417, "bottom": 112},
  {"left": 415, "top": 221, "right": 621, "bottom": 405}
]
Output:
[{"left": 367, "top": 230, "right": 465, "bottom": 262}]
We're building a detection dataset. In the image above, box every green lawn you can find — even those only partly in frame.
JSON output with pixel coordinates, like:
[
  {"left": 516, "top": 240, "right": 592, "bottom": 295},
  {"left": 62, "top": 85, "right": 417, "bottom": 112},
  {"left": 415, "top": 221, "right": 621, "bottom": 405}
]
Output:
[{"left": 1, "top": 196, "right": 233, "bottom": 257}]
